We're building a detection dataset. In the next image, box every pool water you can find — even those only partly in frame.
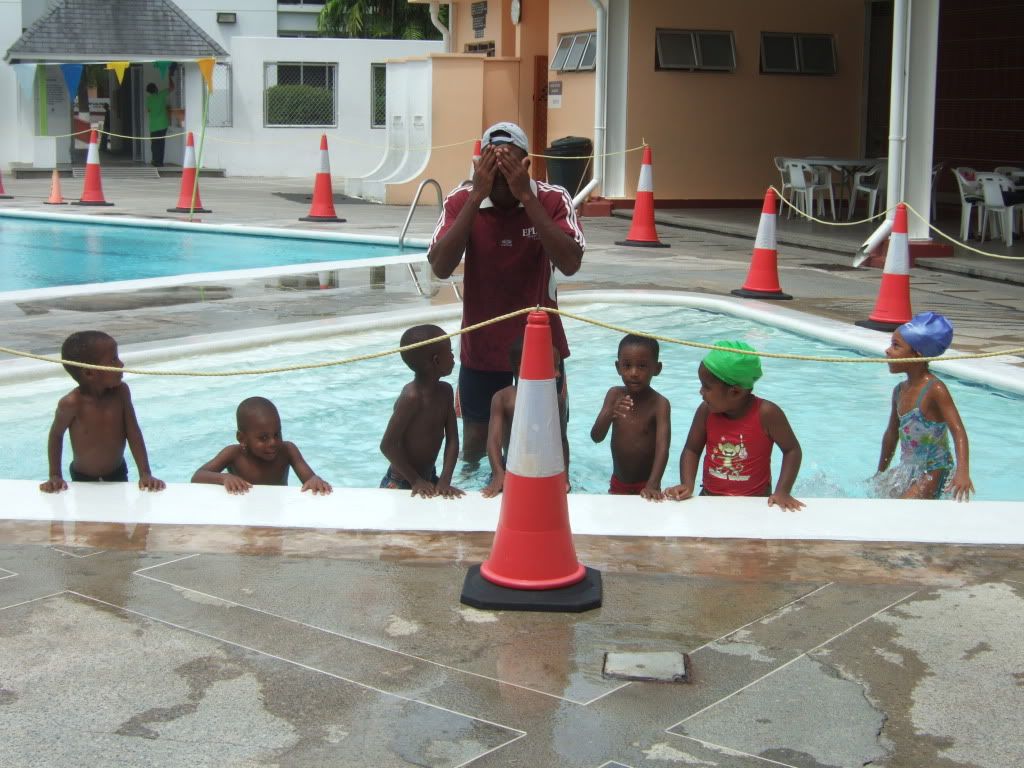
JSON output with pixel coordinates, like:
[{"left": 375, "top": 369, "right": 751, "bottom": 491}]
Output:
[
  {"left": 1, "top": 303, "right": 1021, "bottom": 500},
  {"left": 0, "top": 216, "right": 406, "bottom": 291}
]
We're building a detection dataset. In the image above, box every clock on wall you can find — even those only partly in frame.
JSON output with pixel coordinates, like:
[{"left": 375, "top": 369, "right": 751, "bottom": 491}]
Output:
[{"left": 511, "top": 0, "right": 521, "bottom": 25}]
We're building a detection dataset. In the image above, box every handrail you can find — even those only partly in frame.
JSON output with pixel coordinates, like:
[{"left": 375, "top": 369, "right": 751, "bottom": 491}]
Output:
[
  {"left": 399, "top": 178, "right": 456, "bottom": 300},
  {"left": 399, "top": 178, "right": 443, "bottom": 249}
]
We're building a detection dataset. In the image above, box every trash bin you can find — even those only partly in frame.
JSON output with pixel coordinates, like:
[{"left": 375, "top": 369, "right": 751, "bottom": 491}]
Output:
[{"left": 545, "top": 136, "right": 593, "bottom": 195}]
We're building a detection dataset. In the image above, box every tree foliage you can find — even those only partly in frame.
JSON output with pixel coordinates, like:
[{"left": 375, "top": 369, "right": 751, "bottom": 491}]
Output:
[{"left": 318, "top": 0, "right": 445, "bottom": 40}]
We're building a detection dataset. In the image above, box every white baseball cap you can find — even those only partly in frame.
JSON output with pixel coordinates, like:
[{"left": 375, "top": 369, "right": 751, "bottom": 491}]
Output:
[{"left": 482, "top": 121, "right": 529, "bottom": 153}]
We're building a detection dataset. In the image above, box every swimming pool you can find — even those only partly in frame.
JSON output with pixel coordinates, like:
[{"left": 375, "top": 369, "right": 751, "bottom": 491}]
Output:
[
  {"left": 2, "top": 294, "right": 1021, "bottom": 501},
  {"left": 0, "top": 211, "right": 427, "bottom": 300}
]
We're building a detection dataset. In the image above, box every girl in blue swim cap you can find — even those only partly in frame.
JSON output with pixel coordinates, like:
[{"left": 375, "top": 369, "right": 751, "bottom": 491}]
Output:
[{"left": 876, "top": 312, "right": 974, "bottom": 501}]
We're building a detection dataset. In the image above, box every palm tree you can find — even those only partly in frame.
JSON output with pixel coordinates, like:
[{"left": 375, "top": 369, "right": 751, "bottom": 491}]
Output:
[{"left": 317, "top": 0, "right": 444, "bottom": 40}]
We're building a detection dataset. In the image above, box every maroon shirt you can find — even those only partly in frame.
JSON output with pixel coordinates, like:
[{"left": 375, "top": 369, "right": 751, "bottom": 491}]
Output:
[{"left": 430, "top": 180, "right": 586, "bottom": 372}]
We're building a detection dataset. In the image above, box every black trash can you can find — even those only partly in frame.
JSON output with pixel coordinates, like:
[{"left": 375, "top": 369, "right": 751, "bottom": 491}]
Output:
[{"left": 545, "top": 136, "right": 593, "bottom": 195}]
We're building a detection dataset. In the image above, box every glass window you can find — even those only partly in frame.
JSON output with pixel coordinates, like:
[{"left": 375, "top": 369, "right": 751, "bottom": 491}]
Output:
[
  {"left": 799, "top": 34, "right": 837, "bottom": 74},
  {"left": 656, "top": 30, "right": 735, "bottom": 72},
  {"left": 550, "top": 35, "right": 575, "bottom": 71},
  {"left": 564, "top": 33, "right": 590, "bottom": 71},
  {"left": 761, "top": 33, "right": 836, "bottom": 75},
  {"left": 697, "top": 32, "right": 735, "bottom": 71},
  {"left": 656, "top": 30, "right": 696, "bottom": 70}
]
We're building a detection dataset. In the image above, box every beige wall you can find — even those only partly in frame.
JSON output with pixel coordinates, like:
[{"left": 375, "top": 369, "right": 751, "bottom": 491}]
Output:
[
  {"left": 544, "top": 0, "right": 596, "bottom": 154},
  {"left": 623, "top": 0, "right": 866, "bottom": 200}
]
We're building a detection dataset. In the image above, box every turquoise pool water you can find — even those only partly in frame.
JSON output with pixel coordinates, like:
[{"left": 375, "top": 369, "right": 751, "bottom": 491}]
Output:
[
  {"left": 0, "top": 216, "right": 407, "bottom": 292},
  {"left": 1, "top": 303, "right": 1020, "bottom": 500}
]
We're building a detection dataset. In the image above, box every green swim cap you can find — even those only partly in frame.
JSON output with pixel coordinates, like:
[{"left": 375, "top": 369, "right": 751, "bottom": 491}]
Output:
[{"left": 702, "top": 340, "right": 762, "bottom": 389}]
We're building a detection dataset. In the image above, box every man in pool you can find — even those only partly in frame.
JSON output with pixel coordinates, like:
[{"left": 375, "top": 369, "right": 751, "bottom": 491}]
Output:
[
  {"left": 192, "top": 397, "right": 332, "bottom": 494},
  {"left": 40, "top": 331, "right": 165, "bottom": 493},
  {"left": 379, "top": 325, "right": 464, "bottom": 498},
  {"left": 427, "top": 121, "right": 585, "bottom": 463}
]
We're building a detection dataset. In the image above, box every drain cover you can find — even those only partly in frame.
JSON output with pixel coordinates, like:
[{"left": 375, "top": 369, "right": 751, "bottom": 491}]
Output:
[
  {"left": 602, "top": 651, "right": 690, "bottom": 683},
  {"left": 802, "top": 262, "right": 859, "bottom": 271}
]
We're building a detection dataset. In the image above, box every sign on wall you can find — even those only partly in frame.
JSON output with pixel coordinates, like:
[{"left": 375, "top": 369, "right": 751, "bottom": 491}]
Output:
[{"left": 548, "top": 80, "right": 562, "bottom": 109}]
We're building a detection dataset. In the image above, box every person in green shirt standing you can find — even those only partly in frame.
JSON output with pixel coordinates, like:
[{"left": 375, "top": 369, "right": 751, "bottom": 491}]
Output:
[{"left": 145, "top": 78, "right": 174, "bottom": 167}]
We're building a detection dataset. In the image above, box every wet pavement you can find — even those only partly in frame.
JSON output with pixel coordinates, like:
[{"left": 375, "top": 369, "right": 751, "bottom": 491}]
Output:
[{"left": 2, "top": 176, "right": 1024, "bottom": 766}]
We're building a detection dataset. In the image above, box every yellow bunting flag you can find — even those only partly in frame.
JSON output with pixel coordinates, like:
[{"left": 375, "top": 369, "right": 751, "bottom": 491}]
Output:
[
  {"left": 106, "top": 61, "right": 130, "bottom": 84},
  {"left": 197, "top": 58, "right": 215, "bottom": 92}
]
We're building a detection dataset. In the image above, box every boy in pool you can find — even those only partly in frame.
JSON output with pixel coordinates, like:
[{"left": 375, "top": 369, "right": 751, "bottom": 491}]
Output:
[
  {"left": 665, "top": 341, "right": 804, "bottom": 510},
  {"left": 590, "top": 334, "right": 671, "bottom": 500},
  {"left": 482, "top": 337, "right": 570, "bottom": 498},
  {"left": 875, "top": 312, "right": 973, "bottom": 501},
  {"left": 192, "top": 397, "right": 332, "bottom": 495},
  {"left": 380, "top": 325, "right": 463, "bottom": 498},
  {"left": 40, "top": 331, "right": 165, "bottom": 493}
]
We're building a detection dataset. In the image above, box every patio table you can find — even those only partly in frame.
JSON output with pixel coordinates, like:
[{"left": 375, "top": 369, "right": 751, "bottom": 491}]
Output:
[{"left": 784, "top": 157, "right": 884, "bottom": 217}]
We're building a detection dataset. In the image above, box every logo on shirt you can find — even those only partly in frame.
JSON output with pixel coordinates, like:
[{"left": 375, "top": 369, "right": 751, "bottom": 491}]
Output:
[
  {"left": 522, "top": 226, "right": 538, "bottom": 239},
  {"left": 500, "top": 238, "right": 513, "bottom": 248},
  {"left": 708, "top": 436, "right": 750, "bottom": 482}
]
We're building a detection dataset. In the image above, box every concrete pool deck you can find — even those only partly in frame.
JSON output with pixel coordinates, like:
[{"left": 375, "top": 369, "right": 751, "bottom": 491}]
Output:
[{"left": 2, "top": 176, "right": 1024, "bottom": 767}]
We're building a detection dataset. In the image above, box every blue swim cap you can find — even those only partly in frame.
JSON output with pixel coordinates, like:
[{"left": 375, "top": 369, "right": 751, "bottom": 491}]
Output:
[{"left": 897, "top": 312, "right": 953, "bottom": 358}]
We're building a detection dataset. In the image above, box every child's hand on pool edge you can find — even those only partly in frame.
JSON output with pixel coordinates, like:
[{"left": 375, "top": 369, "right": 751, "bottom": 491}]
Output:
[
  {"left": 301, "top": 475, "right": 332, "bottom": 495},
  {"left": 435, "top": 481, "right": 464, "bottom": 499},
  {"left": 768, "top": 491, "right": 805, "bottom": 512},
  {"left": 138, "top": 473, "right": 165, "bottom": 492},
  {"left": 946, "top": 469, "right": 974, "bottom": 502},
  {"left": 40, "top": 475, "right": 68, "bottom": 493},
  {"left": 664, "top": 483, "right": 694, "bottom": 501}
]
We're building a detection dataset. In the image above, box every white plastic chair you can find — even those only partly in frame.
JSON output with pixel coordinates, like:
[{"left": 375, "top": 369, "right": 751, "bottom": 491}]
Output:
[
  {"left": 847, "top": 162, "right": 885, "bottom": 220},
  {"left": 786, "top": 161, "right": 830, "bottom": 219},
  {"left": 952, "top": 167, "right": 984, "bottom": 240},
  {"left": 809, "top": 164, "right": 837, "bottom": 219},
  {"left": 994, "top": 166, "right": 1024, "bottom": 185},
  {"left": 773, "top": 156, "right": 793, "bottom": 211},
  {"left": 977, "top": 172, "right": 1019, "bottom": 247}
]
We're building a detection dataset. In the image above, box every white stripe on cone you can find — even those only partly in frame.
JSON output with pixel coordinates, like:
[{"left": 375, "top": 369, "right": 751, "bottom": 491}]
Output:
[
  {"left": 637, "top": 163, "right": 653, "bottom": 193},
  {"left": 86, "top": 136, "right": 99, "bottom": 165},
  {"left": 884, "top": 205, "right": 910, "bottom": 276},
  {"left": 754, "top": 212, "right": 776, "bottom": 250},
  {"left": 319, "top": 149, "right": 331, "bottom": 175},
  {"left": 506, "top": 378, "right": 564, "bottom": 478},
  {"left": 183, "top": 139, "right": 196, "bottom": 170}
]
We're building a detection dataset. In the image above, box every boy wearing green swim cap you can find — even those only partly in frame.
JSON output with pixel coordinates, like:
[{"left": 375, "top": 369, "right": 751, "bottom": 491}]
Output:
[{"left": 665, "top": 341, "right": 804, "bottom": 511}]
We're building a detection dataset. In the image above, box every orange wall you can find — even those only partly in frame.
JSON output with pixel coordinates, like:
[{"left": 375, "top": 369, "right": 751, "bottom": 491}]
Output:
[
  {"left": 482, "top": 59, "right": 522, "bottom": 127},
  {"left": 546, "top": 0, "right": 866, "bottom": 200}
]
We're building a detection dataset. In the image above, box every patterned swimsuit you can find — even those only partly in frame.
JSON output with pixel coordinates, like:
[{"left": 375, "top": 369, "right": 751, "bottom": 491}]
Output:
[{"left": 893, "top": 379, "right": 954, "bottom": 493}]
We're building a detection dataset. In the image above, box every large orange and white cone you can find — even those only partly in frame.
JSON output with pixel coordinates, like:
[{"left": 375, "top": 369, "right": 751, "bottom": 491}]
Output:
[
  {"left": 732, "top": 188, "right": 792, "bottom": 300},
  {"left": 74, "top": 130, "right": 113, "bottom": 206},
  {"left": 469, "top": 139, "right": 481, "bottom": 179},
  {"left": 299, "top": 134, "right": 345, "bottom": 223},
  {"left": 857, "top": 203, "right": 913, "bottom": 331},
  {"left": 0, "top": 167, "right": 11, "bottom": 199},
  {"left": 168, "top": 131, "right": 211, "bottom": 213},
  {"left": 461, "top": 311, "right": 602, "bottom": 612},
  {"left": 44, "top": 169, "right": 66, "bottom": 205},
  {"left": 615, "top": 145, "right": 668, "bottom": 248}
]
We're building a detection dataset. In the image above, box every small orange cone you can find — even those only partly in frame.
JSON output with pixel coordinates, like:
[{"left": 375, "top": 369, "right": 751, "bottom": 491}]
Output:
[
  {"left": 44, "top": 169, "right": 66, "bottom": 205},
  {"left": 299, "top": 134, "right": 345, "bottom": 223},
  {"left": 856, "top": 203, "right": 913, "bottom": 332},
  {"left": 615, "top": 145, "right": 668, "bottom": 248},
  {"left": 461, "top": 311, "right": 602, "bottom": 612},
  {"left": 732, "top": 188, "right": 792, "bottom": 300},
  {"left": 74, "top": 130, "right": 113, "bottom": 206},
  {"left": 0, "top": 167, "right": 11, "bottom": 199},
  {"left": 469, "top": 139, "right": 481, "bottom": 179},
  {"left": 168, "top": 131, "right": 211, "bottom": 213}
]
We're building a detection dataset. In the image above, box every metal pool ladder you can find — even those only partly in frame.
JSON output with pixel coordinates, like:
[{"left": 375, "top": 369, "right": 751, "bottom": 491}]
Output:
[{"left": 398, "top": 179, "right": 462, "bottom": 300}]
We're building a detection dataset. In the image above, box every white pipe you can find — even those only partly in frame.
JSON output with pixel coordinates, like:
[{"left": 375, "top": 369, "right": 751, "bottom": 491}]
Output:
[
  {"left": 429, "top": 2, "right": 450, "bottom": 52},
  {"left": 588, "top": 0, "right": 607, "bottom": 196},
  {"left": 886, "top": 0, "right": 909, "bottom": 216},
  {"left": 573, "top": 178, "right": 600, "bottom": 209}
]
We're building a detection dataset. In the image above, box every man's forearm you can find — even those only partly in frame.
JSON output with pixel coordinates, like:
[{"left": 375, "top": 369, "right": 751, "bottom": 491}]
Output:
[
  {"left": 428, "top": 194, "right": 484, "bottom": 278},
  {"left": 521, "top": 196, "right": 582, "bottom": 275}
]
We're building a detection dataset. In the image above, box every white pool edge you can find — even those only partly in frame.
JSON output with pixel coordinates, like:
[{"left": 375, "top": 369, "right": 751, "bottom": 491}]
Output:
[
  {"left": 0, "top": 207, "right": 429, "bottom": 304},
  {"left": 3, "top": 481, "right": 1021, "bottom": 545}
]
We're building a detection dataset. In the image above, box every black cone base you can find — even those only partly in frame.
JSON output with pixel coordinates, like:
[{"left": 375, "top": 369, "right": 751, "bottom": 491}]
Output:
[
  {"left": 731, "top": 288, "right": 793, "bottom": 300},
  {"left": 299, "top": 215, "right": 346, "bottom": 222},
  {"left": 460, "top": 564, "right": 602, "bottom": 612},
  {"left": 855, "top": 318, "right": 902, "bottom": 332},
  {"left": 615, "top": 239, "right": 669, "bottom": 248}
]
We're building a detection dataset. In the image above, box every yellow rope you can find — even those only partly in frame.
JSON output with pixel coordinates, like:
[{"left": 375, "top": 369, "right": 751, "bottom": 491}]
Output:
[
  {"left": 3, "top": 307, "right": 1020, "bottom": 378},
  {"left": 768, "top": 185, "right": 888, "bottom": 227},
  {"left": 902, "top": 202, "right": 1024, "bottom": 261}
]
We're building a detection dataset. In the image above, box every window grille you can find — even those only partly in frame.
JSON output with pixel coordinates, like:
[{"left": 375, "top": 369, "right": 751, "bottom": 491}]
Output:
[
  {"left": 263, "top": 62, "right": 337, "bottom": 127},
  {"left": 207, "top": 63, "right": 232, "bottom": 127},
  {"left": 371, "top": 63, "right": 386, "bottom": 129}
]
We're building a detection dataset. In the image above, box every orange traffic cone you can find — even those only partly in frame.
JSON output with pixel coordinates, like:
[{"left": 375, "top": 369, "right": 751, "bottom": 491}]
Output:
[
  {"left": 168, "top": 131, "right": 211, "bottom": 213},
  {"left": 732, "top": 188, "right": 792, "bottom": 300},
  {"left": 469, "top": 139, "right": 481, "bottom": 179},
  {"left": 856, "top": 203, "right": 913, "bottom": 332},
  {"left": 74, "top": 130, "right": 112, "bottom": 206},
  {"left": 44, "top": 169, "right": 66, "bottom": 205},
  {"left": 461, "top": 311, "right": 602, "bottom": 612},
  {"left": 0, "top": 167, "right": 11, "bottom": 199},
  {"left": 615, "top": 145, "right": 668, "bottom": 248},
  {"left": 299, "top": 134, "right": 345, "bottom": 223}
]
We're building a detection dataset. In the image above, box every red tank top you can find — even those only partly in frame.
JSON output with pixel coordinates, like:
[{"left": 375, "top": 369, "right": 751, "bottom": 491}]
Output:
[{"left": 702, "top": 396, "right": 773, "bottom": 496}]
